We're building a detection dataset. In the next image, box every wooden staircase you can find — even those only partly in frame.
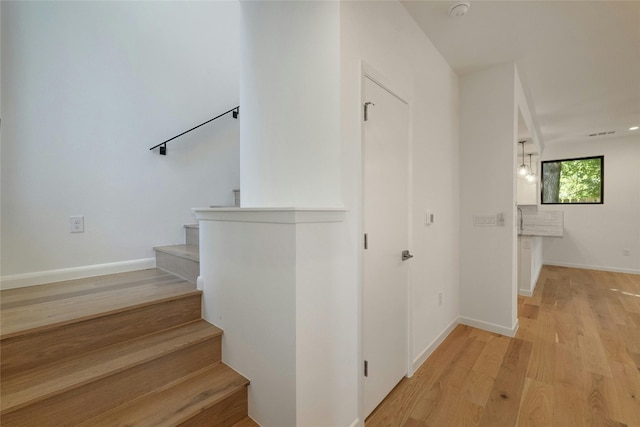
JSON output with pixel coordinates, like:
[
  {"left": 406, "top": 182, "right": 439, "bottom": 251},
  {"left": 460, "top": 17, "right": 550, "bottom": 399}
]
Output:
[
  {"left": 0, "top": 267, "right": 255, "bottom": 426},
  {"left": 154, "top": 224, "right": 200, "bottom": 284}
]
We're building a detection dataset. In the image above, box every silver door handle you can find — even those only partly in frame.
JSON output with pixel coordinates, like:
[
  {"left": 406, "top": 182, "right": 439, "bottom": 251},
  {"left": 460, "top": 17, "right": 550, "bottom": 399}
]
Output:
[{"left": 402, "top": 250, "right": 413, "bottom": 261}]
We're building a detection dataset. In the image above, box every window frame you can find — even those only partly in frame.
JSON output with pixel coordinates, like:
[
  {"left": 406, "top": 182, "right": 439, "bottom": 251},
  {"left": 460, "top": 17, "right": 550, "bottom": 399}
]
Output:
[{"left": 540, "top": 155, "right": 604, "bottom": 205}]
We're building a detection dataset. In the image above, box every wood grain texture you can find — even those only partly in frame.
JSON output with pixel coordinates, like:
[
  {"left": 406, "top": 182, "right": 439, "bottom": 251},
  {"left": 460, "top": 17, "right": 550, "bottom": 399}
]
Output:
[
  {"left": 0, "top": 270, "right": 198, "bottom": 338},
  {"left": 1, "top": 320, "right": 222, "bottom": 414},
  {"left": 78, "top": 364, "right": 249, "bottom": 427},
  {"left": 366, "top": 266, "right": 640, "bottom": 427},
  {"left": 1, "top": 338, "right": 221, "bottom": 426},
  {"left": 153, "top": 244, "right": 200, "bottom": 262},
  {"left": 0, "top": 268, "right": 249, "bottom": 426},
  {"left": 0, "top": 269, "right": 184, "bottom": 309},
  {"left": 1, "top": 292, "right": 202, "bottom": 376}
]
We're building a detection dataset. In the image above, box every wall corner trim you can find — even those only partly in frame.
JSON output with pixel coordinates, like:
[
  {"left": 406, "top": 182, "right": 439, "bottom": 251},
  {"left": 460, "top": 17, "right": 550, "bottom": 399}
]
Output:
[{"left": 0, "top": 258, "right": 156, "bottom": 290}]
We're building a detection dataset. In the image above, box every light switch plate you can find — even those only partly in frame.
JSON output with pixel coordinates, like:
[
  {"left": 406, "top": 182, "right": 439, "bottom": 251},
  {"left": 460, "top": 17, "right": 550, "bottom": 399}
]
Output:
[
  {"left": 473, "top": 215, "right": 496, "bottom": 226},
  {"left": 425, "top": 210, "right": 434, "bottom": 225}
]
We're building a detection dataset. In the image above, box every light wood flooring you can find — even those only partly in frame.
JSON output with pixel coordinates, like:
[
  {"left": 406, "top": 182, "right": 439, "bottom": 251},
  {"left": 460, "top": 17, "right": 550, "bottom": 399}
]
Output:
[{"left": 366, "top": 266, "right": 640, "bottom": 427}]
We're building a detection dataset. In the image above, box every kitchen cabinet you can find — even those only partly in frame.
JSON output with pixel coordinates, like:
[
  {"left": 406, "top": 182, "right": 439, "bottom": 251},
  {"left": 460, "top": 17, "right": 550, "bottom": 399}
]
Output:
[
  {"left": 518, "top": 236, "right": 543, "bottom": 296},
  {"left": 517, "top": 174, "right": 538, "bottom": 205}
]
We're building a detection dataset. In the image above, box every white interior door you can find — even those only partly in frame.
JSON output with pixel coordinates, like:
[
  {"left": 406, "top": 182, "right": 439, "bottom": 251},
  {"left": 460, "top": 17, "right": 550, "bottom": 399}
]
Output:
[{"left": 362, "top": 75, "right": 410, "bottom": 418}]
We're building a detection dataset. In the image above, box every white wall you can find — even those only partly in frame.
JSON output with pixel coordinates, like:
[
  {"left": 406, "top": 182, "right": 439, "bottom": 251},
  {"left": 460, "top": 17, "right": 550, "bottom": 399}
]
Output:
[
  {"left": 239, "top": 0, "right": 341, "bottom": 208},
  {"left": 198, "top": 2, "right": 461, "bottom": 426},
  {"left": 341, "top": 0, "right": 460, "bottom": 382},
  {"left": 294, "top": 219, "right": 353, "bottom": 427},
  {"left": 459, "top": 63, "right": 519, "bottom": 336},
  {"left": 0, "top": 0, "right": 3, "bottom": 279},
  {"left": 215, "top": 2, "right": 354, "bottom": 426},
  {"left": 541, "top": 135, "right": 640, "bottom": 273},
  {"left": 197, "top": 213, "right": 297, "bottom": 427},
  {"left": 1, "top": 1, "right": 240, "bottom": 286}
]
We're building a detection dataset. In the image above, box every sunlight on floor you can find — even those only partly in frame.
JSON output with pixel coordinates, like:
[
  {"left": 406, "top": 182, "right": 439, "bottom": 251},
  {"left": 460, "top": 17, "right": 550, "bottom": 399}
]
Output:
[{"left": 610, "top": 288, "right": 640, "bottom": 298}]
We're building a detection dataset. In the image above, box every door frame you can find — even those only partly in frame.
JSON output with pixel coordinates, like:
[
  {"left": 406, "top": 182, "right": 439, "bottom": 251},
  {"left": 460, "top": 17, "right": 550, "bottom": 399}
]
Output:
[{"left": 358, "top": 61, "right": 414, "bottom": 422}]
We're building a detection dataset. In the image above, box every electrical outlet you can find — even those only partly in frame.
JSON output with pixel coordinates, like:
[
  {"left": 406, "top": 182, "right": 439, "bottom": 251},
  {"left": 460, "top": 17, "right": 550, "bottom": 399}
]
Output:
[
  {"left": 438, "top": 292, "right": 443, "bottom": 306},
  {"left": 70, "top": 216, "right": 84, "bottom": 233}
]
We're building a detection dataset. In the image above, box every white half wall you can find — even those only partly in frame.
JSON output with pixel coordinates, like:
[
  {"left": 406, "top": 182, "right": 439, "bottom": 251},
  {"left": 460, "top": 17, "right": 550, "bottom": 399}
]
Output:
[
  {"left": 459, "top": 63, "right": 519, "bottom": 335},
  {"left": 541, "top": 135, "right": 640, "bottom": 273},
  {"left": 1, "top": 1, "right": 240, "bottom": 286},
  {"left": 194, "top": 208, "right": 352, "bottom": 427}
]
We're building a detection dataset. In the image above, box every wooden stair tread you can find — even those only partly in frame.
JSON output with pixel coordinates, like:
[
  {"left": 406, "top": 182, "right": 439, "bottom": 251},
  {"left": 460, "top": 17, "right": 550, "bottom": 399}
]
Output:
[
  {"left": 0, "top": 320, "right": 222, "bottom": 414},
  {"left": 1, "top": 270, "right": 198, "bottom": 339},
  {"left": 153, "top": 244, "right": 200, "bottom": 262},
  {"left": 0, "top": 269, "right": 180, "bottom": 307},
  {"left": 78, "top": 363, "right": 249, "bottom": 427}
]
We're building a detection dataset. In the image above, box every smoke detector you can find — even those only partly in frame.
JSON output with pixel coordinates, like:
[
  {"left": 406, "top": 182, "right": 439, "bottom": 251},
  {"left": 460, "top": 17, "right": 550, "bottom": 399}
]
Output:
[{"left": 449, "top": 1, "right": 470, "bottom": 17}]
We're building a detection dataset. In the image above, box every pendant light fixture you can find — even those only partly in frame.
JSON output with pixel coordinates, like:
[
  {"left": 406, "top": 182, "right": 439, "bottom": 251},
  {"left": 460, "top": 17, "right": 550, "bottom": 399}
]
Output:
[
  {"left": 526, "top": 154, "right": 536, "bottom": 184},
  {"left": 517, "top": 141, "right": 530, "bottom": 176}
]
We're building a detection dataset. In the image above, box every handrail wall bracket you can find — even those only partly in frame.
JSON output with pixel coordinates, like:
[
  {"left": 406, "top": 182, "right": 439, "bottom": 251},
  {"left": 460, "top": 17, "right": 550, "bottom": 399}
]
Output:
[{"left": 150, "top": 106, "right": 239, "bottom": 156}]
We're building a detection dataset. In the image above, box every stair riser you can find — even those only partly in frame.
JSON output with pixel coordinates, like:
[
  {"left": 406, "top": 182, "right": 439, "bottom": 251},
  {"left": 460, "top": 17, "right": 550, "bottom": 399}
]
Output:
[
  {"left": 1, "top": 294, "right": 201, "bottom": 376},
  {"left": 0, "top": 338, "right": 222, "bottom": 427},
  {"left": 179, "top": 388, "right": 248, "bottom": 427},
  {"left": 156, "top": 252, "right": 199, "bottom": 283},
  {"left": 185, "top": 227, "right": 199, "bottom": 247}
]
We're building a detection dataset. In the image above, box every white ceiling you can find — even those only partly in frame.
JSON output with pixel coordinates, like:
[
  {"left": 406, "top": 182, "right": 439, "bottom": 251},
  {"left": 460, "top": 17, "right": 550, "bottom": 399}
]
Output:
[{"left": 401, "top": 0, "right": 640, "bottom": 147}]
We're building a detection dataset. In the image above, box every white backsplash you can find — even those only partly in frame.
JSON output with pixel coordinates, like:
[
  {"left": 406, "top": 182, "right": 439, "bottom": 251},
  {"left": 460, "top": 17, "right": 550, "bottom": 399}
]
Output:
[{"left": 518, "top": 205, "right": 564, "bottom": 237}]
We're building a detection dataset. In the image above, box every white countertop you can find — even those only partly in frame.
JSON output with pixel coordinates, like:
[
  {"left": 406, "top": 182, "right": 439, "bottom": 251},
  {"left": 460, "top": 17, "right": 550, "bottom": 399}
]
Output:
[{"left": 519, "top": 210, "right": 564, "bottom": 237}]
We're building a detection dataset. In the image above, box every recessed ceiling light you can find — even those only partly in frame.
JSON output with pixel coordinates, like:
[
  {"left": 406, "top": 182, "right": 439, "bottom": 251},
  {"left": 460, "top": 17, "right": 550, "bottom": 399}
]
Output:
[{"left": 630, "top": 126, "right": 639, "bottom": 131}]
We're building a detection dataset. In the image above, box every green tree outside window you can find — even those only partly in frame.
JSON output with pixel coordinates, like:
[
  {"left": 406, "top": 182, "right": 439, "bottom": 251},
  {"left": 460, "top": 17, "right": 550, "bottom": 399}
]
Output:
[{"left": 541, "top": 156, "right": 603, "bottom": 204}]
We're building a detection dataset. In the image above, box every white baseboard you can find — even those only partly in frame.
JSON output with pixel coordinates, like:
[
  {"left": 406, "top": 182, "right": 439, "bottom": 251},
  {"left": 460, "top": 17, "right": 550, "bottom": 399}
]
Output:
[
  {"left": 458, "top": 316, "right": 519, "bottom": 338},
  {"left": 518, "top": 289, "right": 533, "bottom": 297},
  {"left": 348, "top": 418, "right": 362, "bottom": 427},
  {"left": 0, "top": 258, "right": 156, "bottom": 290},
  {"left": 411, "top": 317, "right": 459, "bottom": 374},
  {"left": 543, "top": 261, "right": 640, "bottom": 275}
]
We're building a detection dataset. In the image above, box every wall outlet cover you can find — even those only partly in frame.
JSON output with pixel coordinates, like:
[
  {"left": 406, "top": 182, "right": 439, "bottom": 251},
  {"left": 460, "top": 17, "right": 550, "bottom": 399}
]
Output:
[{"left": 70, "top": 216, "right": 84, "bottom": 233}]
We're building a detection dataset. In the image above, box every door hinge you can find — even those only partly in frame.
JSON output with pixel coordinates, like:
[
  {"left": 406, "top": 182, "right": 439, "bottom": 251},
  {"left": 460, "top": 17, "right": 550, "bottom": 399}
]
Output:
[
  {"left": 364, "top": 102, "right": 375, "bottom": 122},
  {"left": 364, "top": 360, "right": 368, "bottom": 377},
  {"left": 364, "top": 233, "right": 368, "bottom": 250}
]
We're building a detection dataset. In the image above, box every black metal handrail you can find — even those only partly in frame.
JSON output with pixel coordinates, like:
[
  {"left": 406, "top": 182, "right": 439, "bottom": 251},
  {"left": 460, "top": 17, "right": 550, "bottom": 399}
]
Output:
[{"left": 150, "top": 106, "right": 239, "bottom": 155}]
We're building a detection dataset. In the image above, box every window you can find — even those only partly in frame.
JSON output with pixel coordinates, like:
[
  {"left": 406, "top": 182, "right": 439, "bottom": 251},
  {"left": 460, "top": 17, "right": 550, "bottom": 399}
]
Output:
[{"left": 541, "top": 156, "right": 604, "bottom": 204}]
